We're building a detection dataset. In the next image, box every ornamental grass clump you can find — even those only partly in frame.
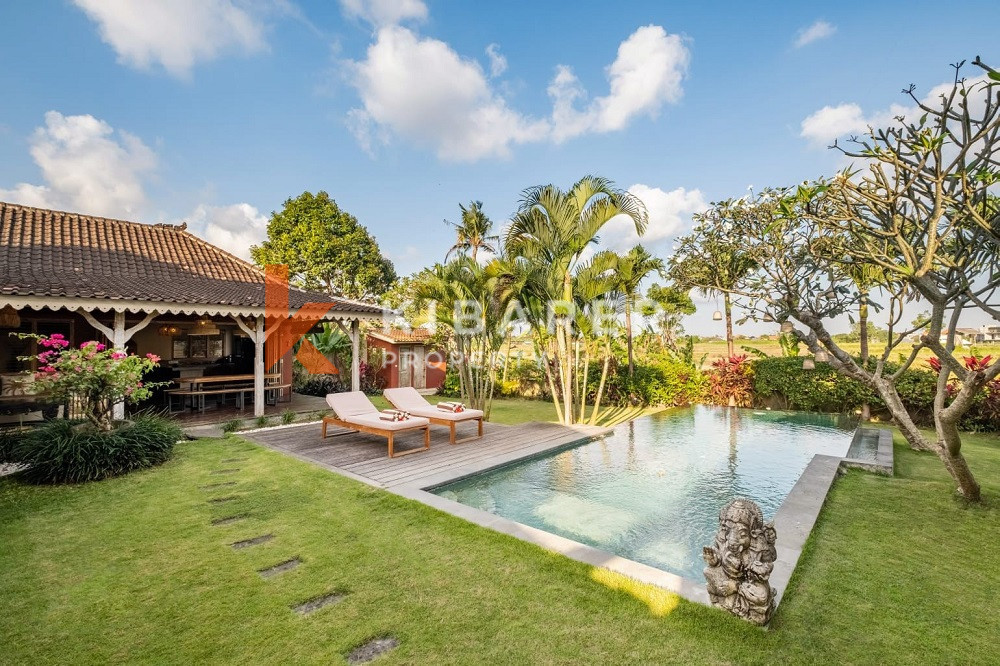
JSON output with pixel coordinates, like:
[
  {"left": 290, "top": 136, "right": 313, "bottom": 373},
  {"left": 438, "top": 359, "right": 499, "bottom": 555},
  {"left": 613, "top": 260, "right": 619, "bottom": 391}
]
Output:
[{"left": 10, "top": 334, "right": 180, "bottom": 483}]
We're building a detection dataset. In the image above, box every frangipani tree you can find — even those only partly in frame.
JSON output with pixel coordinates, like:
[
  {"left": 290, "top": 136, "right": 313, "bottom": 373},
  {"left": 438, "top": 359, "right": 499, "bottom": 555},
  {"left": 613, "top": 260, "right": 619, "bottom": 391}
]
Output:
[{"left": 683, "top": 58, "right": 1000, "bottom": 501}]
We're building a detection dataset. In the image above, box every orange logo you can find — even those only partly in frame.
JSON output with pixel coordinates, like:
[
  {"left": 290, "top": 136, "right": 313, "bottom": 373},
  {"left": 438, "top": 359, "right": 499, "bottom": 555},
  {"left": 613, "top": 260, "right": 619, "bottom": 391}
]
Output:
[{"left": 264, "top": 264, "right": 341, "bottom": 375}]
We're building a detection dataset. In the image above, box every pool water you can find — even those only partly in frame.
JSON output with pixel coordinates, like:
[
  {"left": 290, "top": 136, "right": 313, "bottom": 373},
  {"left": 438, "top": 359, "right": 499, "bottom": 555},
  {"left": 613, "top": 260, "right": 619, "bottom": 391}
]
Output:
[{"left": 432, "top": 405, "right": 856, "bottom": 581}]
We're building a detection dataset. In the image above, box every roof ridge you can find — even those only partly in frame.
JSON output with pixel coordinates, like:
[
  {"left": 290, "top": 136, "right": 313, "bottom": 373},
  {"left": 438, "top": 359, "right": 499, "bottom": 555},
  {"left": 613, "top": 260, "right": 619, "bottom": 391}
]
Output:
[{"left": 0, "top": 200, "right": 188, "bottom": 232}]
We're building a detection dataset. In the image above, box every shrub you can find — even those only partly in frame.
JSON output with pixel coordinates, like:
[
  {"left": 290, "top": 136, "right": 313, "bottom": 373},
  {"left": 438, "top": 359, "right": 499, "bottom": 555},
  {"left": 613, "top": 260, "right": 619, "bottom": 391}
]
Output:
[
  {"left": 221, "top": 418, "right": 243, "bottom": 434},
  {"left": 17, "top": 334, "right": 164, "bottom": 431},
  {"left": 254, "top": 415, "right": 271, "bottom": 429},
  {"left": 752, "top": 357, "right": 875, "bottom": 413},
  {"left": 602, "top": 353, "right": 706, "bottom": 407},
  {"left": 12, "top": 414, "right": 181, "bottom": 484},
  {"left": 0, "top": 428, "right": 20, "bottom": 463},
  {"left": 295, "top": 373, "right": 345, "bottom": 397},
  {"left": 751, "top": 356, "right": 997, "bottom": 431},
  {"left": 280, "top": 409, "right": 296, "bottom": 425},
  {"left": 706, "top": 354, "right": 754, "bottom": 406}
]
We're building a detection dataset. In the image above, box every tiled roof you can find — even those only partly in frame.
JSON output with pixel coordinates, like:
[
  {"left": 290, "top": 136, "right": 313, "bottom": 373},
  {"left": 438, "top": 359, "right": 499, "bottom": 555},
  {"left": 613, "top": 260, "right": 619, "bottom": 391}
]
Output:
[
  {"left": 0, "top": 201, "right": 386, "bottom": 314},
  {"left": 369, "top": 327, "right": 434, "bottom": 344}
]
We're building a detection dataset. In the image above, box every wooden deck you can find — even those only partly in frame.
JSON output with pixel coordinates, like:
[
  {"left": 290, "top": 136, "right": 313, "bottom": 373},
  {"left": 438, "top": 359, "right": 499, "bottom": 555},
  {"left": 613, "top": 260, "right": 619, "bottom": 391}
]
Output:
[{"left": 244, "top": 419, "right": 610, "bottom": 489}]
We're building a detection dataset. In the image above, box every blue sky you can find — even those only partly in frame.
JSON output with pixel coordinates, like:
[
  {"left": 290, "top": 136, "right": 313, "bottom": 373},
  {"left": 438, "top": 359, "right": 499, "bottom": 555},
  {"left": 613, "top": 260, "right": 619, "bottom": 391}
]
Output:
[{"left": 1, "top": 0, "right": 997, "bottom": 334}]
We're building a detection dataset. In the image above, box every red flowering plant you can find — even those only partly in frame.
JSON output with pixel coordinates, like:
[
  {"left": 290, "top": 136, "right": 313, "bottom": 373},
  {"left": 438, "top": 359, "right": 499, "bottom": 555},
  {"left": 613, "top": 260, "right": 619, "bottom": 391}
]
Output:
[
  {"left": 18, "top": 333, "right": 166, "bottom": 431},
  {"left": 928, "top": 355, "right": 1000, "bottom": 423},
  {"left": 707, "top": 354, "right": 754, "bottom": 407}
]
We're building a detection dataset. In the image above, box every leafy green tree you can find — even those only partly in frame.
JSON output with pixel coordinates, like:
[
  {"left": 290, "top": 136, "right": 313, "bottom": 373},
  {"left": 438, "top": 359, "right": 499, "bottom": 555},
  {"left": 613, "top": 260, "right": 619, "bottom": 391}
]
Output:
[
  {"left": 642, "top": 283, "right": 695, "bottom": 351},
  {"left": 305, "top": 323, "right": 352, "bottom": 375},
  {"left": 444, "top": 200, "right": 499, "bottom": 262},
  {"left": 250, "top": 191, "right": 396, "bottom": 300},
  {"left": 669, "top": 201, "right": 756, "bottom": 357},
  {"left": 615, "top": 246, "right": 666, "bottom": 376}
]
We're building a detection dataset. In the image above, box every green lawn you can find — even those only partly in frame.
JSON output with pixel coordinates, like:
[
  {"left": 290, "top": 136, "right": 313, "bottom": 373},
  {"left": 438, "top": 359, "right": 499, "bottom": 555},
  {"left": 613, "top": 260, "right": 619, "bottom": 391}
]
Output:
[{"left": 1, "top": 429, "right": 998, "bottom": 664}]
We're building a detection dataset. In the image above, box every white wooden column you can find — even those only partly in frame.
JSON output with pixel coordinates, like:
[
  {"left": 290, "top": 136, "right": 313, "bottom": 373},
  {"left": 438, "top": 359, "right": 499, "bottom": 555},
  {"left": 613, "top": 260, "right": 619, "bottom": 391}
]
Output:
[
  {"left": 351, "top": 319, "right": 360, "bottom": 392},
  {"left": 253, "top": 315, "right": 266, "bottom": 417},
  {"left": 78, "top": 308, "right": 158, "bottom": 421},
  {"left": 231, "top": 315, "right": 267, "bottom": 417}
]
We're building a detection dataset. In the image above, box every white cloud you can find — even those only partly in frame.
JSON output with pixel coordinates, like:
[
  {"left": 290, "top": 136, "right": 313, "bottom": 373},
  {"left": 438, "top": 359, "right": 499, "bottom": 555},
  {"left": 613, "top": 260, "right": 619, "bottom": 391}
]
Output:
[
  {"left": 72, "top": 0, "right": 268, "bottom": 78},
  {"left": 184, "top": 203, "right": 269, "bottom": 261},
  {"left": 347, "top": 26, "right": 549, "bottom": 161},
  {"left": 347, "top": 24, "right": 689, "bottom": 161},
  {"left": 794, "top": 20, "right": 836, "bottom": 48},
  {"left": 799, "top": 74, "right": 992, "bottom": 147},
  {"left": 0, "top": 111, "right": 157, "bottom": 219},
  {"left": 599, "top": 185, "right": 708, "bottom": 252},
  {"left": 485, "top": 43, "right": 507, "bottom": 77},
  {"left": 340, "top": 0, "right": 427, "bottom": 26},
  {"left": 549, "top": 25, "right": 690, "bottom": 142}
]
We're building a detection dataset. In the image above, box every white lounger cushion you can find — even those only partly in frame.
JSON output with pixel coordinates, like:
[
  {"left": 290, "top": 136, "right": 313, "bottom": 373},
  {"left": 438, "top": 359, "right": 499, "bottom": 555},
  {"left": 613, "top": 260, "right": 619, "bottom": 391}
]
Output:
[
  {"left": 326, "top": 391, "right": 429, "bottom": 430},
  {"left": 383, "top": 387, "right": 484, "bottom": 421}
]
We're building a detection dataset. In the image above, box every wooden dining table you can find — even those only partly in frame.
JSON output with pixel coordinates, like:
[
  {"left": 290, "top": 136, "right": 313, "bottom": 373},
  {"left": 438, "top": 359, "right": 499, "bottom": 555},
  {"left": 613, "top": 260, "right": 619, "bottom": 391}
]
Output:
[{"left": 168, "top": 374, "right": 285, "bottom": 412}]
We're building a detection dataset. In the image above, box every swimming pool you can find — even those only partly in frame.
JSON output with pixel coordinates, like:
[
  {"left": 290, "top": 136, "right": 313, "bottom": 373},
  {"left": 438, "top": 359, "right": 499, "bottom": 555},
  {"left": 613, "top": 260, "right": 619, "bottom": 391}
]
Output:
[{"left": 432, "top": 405, "right": 857, "bottom": 581}]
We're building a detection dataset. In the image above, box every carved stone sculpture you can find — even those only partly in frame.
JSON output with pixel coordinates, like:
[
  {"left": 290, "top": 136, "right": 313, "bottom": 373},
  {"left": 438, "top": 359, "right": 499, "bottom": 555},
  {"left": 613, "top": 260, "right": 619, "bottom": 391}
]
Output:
[{"left": 703, "top": 498, "right": 777, "bottom": 625}]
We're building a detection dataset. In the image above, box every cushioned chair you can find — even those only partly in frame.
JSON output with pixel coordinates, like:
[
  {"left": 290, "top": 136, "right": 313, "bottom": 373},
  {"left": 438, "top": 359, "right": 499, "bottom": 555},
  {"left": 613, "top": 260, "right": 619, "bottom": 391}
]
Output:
[
  {"left": 383, "top": 387, "right": 484, "bottom": 445},
  {"left": 323, "top": 391, "right": 430, "bottom": 458}
]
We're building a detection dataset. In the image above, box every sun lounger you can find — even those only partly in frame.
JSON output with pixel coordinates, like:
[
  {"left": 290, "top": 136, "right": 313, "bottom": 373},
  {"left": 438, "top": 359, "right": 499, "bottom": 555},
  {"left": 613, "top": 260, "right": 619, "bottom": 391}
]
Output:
[
  {"left": 323, "top": 391, "right": 430, "bottom": 458},
  {"left": 383, "top": 387, "right": 484, "bottom": 445}
]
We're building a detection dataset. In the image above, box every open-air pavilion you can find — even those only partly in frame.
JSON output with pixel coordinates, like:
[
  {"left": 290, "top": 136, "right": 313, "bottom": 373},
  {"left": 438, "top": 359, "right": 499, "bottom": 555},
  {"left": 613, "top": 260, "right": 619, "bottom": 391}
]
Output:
[{"left": 0, "top": 201, "right": 392, "bottom": 424}]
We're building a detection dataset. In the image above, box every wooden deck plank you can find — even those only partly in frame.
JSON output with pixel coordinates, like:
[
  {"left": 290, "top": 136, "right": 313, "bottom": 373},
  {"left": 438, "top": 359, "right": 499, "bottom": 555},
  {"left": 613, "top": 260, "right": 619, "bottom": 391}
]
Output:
[{"left": 242, "top": 419, "right": 610, "bottom": 489}]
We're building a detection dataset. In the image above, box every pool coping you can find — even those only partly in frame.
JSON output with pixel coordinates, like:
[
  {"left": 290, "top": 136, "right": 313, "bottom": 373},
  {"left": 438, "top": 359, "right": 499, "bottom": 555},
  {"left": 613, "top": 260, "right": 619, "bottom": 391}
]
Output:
[{"left": 389, "top": 422, "right": 897, "bottom": 614}]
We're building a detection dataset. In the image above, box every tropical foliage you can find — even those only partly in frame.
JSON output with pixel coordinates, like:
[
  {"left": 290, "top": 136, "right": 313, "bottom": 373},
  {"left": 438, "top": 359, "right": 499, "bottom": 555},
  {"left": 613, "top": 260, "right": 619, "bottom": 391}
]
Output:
[
  {"left": 444, "top": 200, "right": 499, "bottom": 262},
  {"left": 250, "top": 191, "right": 396, "bottom": 300},
  {"left": 496, "top": 175, "right": 648, "bottom": 425},
  {"left": 18, "top": 334, "right": 163, "bottom": 432}
]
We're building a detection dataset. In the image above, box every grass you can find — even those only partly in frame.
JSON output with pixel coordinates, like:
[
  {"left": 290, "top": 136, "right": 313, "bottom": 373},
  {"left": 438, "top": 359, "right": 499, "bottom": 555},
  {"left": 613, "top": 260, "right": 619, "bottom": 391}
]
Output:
[
  {"left": 2, "top": 428, "right": 998, "bottom": 663},
  {"left": 369, "top": 394, "right": 657, "bottom": 428}
]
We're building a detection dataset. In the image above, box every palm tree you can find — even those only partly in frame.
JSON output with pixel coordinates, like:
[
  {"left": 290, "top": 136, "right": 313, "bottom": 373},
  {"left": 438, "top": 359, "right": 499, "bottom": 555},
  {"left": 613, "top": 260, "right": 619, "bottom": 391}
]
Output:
[
  {"left": 615, "top": 246, "right": 666, "bottom": 376},
  {"left": 502, "top": 176, "right": 647, "bottom": 425},
  {"left": 444, "top": 201, "right": 500, "bottom": 262}
]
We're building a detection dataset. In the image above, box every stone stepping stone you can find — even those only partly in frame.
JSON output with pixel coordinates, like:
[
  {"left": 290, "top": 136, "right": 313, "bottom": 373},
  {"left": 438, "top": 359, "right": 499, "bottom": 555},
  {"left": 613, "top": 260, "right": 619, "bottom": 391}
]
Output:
[
  {"left": 210, "top": 468, "right": 240, "bottom": 475},
  {"left": 208, "top": 495, "right": 238, "bottom": 504},
  {"left": 347, "top": 637, "right": 400, "bottom": 664},
  {"left": 212, "top": 513, "right": 249, "bottom": 526},
  {"left": 292, "top": 592, "right": 345, "bottom": 615},
  {"left": 258, "top": 557, "right": 301, "bottom": 578},
  {"left": 231, "top": 534, "right": 273, "bottom": 550},
  {"left": 200, "top": 481, "right": 237, "bottom": 490},
  {"left": 221, "top": 457, "right": 249, "bottom": 463}
]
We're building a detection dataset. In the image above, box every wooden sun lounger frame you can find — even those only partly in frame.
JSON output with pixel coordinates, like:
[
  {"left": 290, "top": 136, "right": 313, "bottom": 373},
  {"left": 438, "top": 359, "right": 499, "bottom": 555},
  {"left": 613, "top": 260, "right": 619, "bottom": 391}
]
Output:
[
  {"left": 321, "top": 415, "right": 430, "bottom": 458},
  {"left": 424, "top": 412, "right": 484, "bottom": 445}
]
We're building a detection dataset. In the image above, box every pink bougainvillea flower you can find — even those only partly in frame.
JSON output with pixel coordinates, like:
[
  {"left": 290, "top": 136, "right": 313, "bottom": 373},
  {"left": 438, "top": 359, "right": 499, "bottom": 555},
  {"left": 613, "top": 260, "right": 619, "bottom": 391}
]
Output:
[
  {"left": 95, "top": 343, "right": 106, "bottom": 351},
  {"left": 111, "top": 352, "right": 127, "bottom": 360},
  {"left": 145, "top": 353, "right": 161, "bottom": 363}
]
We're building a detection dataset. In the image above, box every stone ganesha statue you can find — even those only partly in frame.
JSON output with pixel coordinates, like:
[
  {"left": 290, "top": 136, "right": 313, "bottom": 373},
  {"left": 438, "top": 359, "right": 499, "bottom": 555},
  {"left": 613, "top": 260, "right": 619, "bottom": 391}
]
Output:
[{"left": 702, "top": 498, "right": 777, "bottom": 626}]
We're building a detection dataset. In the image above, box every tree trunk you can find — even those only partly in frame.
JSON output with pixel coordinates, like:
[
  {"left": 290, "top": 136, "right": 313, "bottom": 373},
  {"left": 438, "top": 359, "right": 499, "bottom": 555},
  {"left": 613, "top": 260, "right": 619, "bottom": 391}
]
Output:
[
  {"left": 589, "top": 339, "right": 612, "bottom": 426},
  {"left": 859, "top": 292, "right": 870, "bottom": 421},
  {"left": 541, "top": 348, "right": 564, "bottom": 424},
  {"left": 626, "top": 300, "right": 635, "bottom": 377},
  {"left": 579, "top": 342, "right": 591, "bottom": 423},
  {"left": 724, "top": 292, "right": 734, "bottom": 357}
]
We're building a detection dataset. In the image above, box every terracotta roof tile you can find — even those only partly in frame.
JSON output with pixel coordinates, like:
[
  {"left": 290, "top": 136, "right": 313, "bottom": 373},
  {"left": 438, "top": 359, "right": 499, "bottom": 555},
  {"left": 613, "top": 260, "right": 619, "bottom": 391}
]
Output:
[{"left": 0, "top": 201, "right": 386, "bottom": 314}]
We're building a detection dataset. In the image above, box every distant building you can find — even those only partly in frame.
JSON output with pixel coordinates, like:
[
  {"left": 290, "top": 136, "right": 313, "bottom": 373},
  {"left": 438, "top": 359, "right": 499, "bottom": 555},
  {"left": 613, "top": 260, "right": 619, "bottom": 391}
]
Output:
[{"left": 367, "top": 328, "right": 446, "bottom": 392}]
